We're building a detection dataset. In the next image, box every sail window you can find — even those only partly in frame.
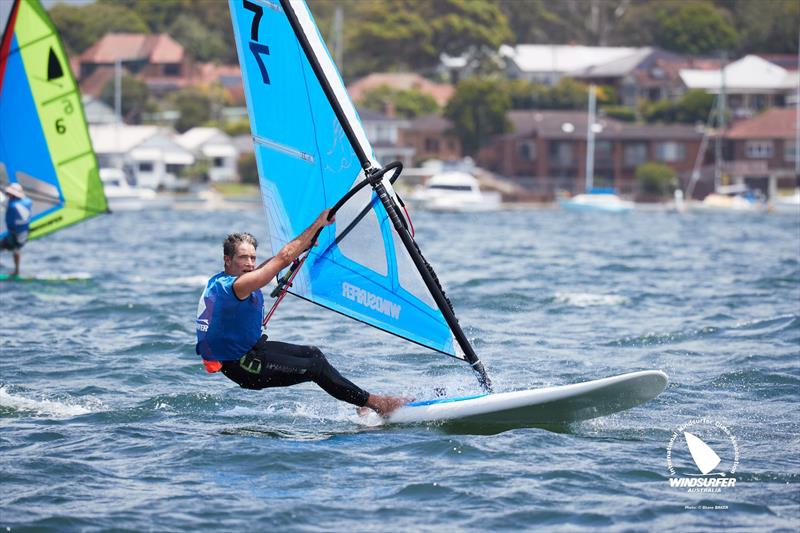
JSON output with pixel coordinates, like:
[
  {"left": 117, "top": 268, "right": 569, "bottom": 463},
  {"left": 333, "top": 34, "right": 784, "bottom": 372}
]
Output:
[{"left": 334, "top": 183, "right": 388, "bottom": 276}]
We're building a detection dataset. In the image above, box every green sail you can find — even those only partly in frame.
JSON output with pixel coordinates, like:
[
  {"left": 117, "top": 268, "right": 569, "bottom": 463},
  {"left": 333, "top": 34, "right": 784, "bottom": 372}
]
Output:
[{"left": 1, "top": 0, "right": 108, "bottom": 241}]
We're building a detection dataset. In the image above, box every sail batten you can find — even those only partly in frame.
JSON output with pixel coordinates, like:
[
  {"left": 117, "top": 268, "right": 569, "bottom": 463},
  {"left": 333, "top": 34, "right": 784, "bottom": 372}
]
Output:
[{"left": 0, "top": 0, "right": 107, "bottom": 242}]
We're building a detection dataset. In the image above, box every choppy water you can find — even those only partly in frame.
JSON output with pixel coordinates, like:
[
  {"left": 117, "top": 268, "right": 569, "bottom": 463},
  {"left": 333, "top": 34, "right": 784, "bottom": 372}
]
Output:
[{"left": 1, "top": 206, "right": 798, "bottom": 531}]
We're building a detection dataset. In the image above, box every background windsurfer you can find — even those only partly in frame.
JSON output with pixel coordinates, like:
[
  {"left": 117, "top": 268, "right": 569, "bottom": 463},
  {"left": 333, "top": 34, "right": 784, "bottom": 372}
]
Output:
[
  {"left": 1, "top": 183, "right": 32, "bottom": 276},
  {"left": 196, "top": 210, "right": 410, "bottom": 417}
]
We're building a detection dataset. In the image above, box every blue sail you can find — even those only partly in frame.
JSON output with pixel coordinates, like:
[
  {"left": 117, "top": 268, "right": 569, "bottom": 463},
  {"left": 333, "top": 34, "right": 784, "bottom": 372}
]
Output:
[{"left": 229, "top": 0, "right": 461, "bottom": 357}]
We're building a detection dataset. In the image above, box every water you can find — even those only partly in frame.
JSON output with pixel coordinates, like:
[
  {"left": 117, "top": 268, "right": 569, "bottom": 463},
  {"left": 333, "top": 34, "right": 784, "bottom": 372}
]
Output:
[{"left": 1, "top": 206, "right": 798, "bottom": 531}]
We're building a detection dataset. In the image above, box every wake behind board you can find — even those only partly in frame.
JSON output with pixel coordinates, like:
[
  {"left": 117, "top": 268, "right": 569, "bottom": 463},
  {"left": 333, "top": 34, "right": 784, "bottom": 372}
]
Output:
[
  {"left": 0, "top": 272, "right": 90, "bottom": 282},
  {"left": 363, "top": 370, "right": 668, "bottom": 431}
]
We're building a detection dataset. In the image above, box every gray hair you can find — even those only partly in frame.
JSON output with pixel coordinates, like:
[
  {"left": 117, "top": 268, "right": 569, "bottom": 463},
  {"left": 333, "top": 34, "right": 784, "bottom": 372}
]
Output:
[{"left": 223, "top": 233, "right": 258, "bottom": 257}]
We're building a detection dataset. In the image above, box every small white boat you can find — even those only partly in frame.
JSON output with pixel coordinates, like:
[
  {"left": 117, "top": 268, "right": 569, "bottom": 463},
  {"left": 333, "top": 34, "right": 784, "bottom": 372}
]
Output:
[
  {"left": 558, "top": 188, "right": 634, "bottom": 213},
  {"left": 770, "top": 189, "right": 800, "bottom": 215},
  {"left": 410, "top": 171, "right": 501, "bottom": 212},
  {"left": 100, "top": 168, "right": 170, "bottom": 211},
  {"left": 693, "top": 184, "right": 767, "bottom": 213}
]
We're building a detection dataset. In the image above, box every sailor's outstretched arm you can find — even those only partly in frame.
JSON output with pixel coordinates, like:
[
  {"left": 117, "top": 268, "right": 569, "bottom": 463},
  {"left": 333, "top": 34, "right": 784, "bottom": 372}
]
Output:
[{"left": 233, "top": 210, "right": 333, "bottom": 298}]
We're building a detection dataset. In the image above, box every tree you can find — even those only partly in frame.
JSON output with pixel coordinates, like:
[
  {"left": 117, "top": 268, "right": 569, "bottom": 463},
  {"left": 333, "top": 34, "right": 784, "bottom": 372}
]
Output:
[
  {"left": 445, "top": 78, "right": 510, "bottom": 155},
  {"left": 617, "top": 1, "right": 738, "bottom": 54},
  {"left": 168, "top": 15, "right": 228, "bottom": 63},
  {"left": 50, "top": 3, "right": 149, "bottom": 54},
  {"left": 359, "top": 86, "right": 439, "bottom": 119},
  {"left": 172, "top": 88, "right": 211, "bottom": 133},
  {"left": 640, "top": 89, "right": 714, "bottom": 124},
  {"left": 636, "top": 162, "right": 676, "bottom": 197},
  {"left": 237, "top": 153, "right": 259, "bottom": 185},
  {"left": 348, "top": 0, "right": 511, "bottom": 79},
  {"left": 723, "top": 0, "right": 800, "bottom": 54},
  {"left": 99, "top": 74, "right": 150, "bottom": 124}
]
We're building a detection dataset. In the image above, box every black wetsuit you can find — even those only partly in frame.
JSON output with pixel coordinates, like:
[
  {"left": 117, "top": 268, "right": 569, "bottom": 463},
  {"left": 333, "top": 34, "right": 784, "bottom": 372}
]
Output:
[{"left": 220, "top": 335, "right": 369, "bottom": 407}]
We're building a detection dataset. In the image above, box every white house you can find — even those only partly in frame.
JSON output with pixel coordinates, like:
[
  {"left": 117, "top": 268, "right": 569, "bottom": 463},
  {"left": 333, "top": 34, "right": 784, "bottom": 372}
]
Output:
[
  {"left": 89, "top": 124, "right": 195, "bottom": 189},
  {"left": 680, "top": 55, "right": 799, "bottom": 119},
  {"left": 177, "top": 127, "right": 239, "bottom": 182}
]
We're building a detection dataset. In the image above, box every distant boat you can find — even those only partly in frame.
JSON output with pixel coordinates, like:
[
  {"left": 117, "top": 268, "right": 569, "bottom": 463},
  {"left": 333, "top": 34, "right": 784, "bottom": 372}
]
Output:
[
  {"left": 770, "top": 188, "right": 800, "bottom": 214},
  {"left": 695, "top": 184, "right": 767, "bottom": 213},
  {"left": 559, "top": 84, "right": 633, "bottom": 213},
  {"left": 558, "top": 187, "right": 635, "bottom": 213},
  {"left": 99, "top": 168, "right": 169, "bottom": 211},
  {"left": 410, "top": 171, "right": 502, "bottom": 212}
]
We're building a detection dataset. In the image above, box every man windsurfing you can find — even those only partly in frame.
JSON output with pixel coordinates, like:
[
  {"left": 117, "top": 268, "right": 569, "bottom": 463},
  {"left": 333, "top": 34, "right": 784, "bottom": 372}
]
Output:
[{"left": 196, "top": 209, "right": 409, "bottom": 417}]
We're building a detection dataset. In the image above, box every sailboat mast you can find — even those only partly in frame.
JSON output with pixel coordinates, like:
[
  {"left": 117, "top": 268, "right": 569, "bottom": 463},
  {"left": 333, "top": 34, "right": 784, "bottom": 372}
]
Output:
[
  {"left": 280, "top": 0, "right": 492, "bottom": 391},
  {"left": 714, "top": 52, "right": 727, "bottom": 191},
  {"left": 585, "top": 84, "right": 596, "bottom": 192}
]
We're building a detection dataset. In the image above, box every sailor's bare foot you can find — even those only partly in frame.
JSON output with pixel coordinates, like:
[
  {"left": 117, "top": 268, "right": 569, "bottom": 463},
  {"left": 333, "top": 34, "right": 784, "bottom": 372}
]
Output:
[{"left": 358, "top": 394, "right": 412, "bottom": 418}]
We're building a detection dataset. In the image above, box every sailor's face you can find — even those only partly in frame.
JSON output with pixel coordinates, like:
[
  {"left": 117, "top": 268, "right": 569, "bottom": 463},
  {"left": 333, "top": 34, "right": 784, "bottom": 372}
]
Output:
[{"left": 225, "top": 243, "right": 256, "bottom": 276}]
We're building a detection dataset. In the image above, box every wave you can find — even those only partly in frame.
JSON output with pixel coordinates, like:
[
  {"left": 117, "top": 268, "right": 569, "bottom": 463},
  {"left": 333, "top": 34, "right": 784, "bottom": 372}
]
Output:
[
  {"left": 0, "top": 385, "right": 98, "bottom": 418},
  {"left": 606, "top": 314, "right": 799, "bottom": 347},
  {"left": 553, "top": 292, "right": 630, "bottom": 307}
]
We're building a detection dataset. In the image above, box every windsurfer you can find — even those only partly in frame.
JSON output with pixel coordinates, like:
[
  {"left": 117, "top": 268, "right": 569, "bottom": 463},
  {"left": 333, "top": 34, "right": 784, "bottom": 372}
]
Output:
[
  {"left": 1, "top": 183, "right": 32, "bottom": 276},
  {"left": 196, "top": 209, "right": 410, "bottom": 417}
]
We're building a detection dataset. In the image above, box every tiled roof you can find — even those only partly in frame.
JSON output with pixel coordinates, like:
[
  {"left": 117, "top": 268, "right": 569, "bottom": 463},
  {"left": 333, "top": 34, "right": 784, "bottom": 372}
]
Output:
[
  {"left": 347, "top": 72, "right": 454, "bottom": 107},
  {"left": 680, "top": 55, "right": 795, "bottom": 92},
  {"left": 80, "top": 33, "right": 184, "bottom": 64},
  {"left": 726, "top": 108, "right": 798, "bottom": 140},
  {"left": 406, "top": 114, "right": 453, "bottom": 132}
]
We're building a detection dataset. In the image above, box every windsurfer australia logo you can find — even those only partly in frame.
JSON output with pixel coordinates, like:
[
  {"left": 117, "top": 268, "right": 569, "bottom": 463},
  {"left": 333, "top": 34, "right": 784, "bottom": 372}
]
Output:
[{"left": 666, "top": 417, "right": 740, "bottom": 493}]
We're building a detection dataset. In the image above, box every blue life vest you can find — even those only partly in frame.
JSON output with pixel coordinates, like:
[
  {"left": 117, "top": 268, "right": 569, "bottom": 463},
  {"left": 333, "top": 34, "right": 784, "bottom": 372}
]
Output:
[
  {"left": 6, "top": 196, "right": 32, "bottom": 236},
  {"left": 196, "top": 272, "right": 264, "bottom": 361}
]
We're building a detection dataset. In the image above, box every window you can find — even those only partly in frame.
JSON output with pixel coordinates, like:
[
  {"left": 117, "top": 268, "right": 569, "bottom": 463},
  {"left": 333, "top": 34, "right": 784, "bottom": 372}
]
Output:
[
  {"left": 424, "top": 138, "right": 440, "bottom": 152},
  {"left": 549, "top": 142, "right": 574, "bottom": 165},
  {"left": 518, "top": 140, "right": 537, "bottom": 161},
  {"left": 213, "top": 157, "right": 225, "bottom": 168},
  {"left": 624, "top": 143, "right": 647, "bottom": 166},
  {"left": 785, "top": 142, "right": 798, "bottom": 162},
  {"left": 655, "top": 142, "right": 685, "bottom": 162},
  {"left": 138, "top": 161, "right": 154, "bottom": 172},
  {"left": 595, "top": 140, "right": 613, "bottom": 166},
  {"left": 746, "top": 141, "right": 773, "bottom": 159},
  {"left": 164, "top": 63, "right": 180, "bottom": 76}
]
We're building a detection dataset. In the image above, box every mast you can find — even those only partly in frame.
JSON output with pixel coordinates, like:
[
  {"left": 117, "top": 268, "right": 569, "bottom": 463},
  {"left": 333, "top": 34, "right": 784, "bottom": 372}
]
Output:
[
  {"left": 714, "top": 52, "right": 727, "bottom": 192},
  {"left": 585, "top": 84, "right": 596, "bottom": 192},
  {"left": 280, "top": 0, "right": 492, "bottom": 391}
]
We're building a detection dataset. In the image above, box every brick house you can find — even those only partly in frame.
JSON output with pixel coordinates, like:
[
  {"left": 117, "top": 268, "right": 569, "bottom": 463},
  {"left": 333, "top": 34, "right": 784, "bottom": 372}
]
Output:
[
  {"left": 399, "top": 114, "right": 461, "bottom": 163},
  {"left": 78, "top": 33, "right": 192, "bottom": 96},
  {"left": 476, "top": 110, "right": 704, "bottom": 200},
  {"left": 724, "top": 108, "right": 799, "bottom": 198}
]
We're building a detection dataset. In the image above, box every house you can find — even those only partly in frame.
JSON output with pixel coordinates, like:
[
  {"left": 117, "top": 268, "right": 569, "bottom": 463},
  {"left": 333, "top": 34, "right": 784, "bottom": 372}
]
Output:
[
  {"left": 78, "top": 33, "right": 192, "bottom": 96},
  {"left": 194, "top": 63, "right": 244, "bottom": 105},
  {"left": 723, "top": 108, "right": 798, "bottom": 199},
  {"left": 89, "top": 124, "right": 194, "bottom": 189},
  {"left": 177, "top": 127, "right": 239, "bottom": 182},
  {"left": 499, "top": 44, "right": 640, "bottom": 86},
  {"left": 680, "top": 55, "right": 798, "bottom": 119},
  {"left": 399, "top": 114, "right": 461, "bottom": 163},
  {"left": 476, "top": 110, "right": 704, "bottom": 200},
  {"left": 570, "top": 47, "right": 721, "bottom": 107},
  {"left": 347, "top": 73, "right": 454, "bottom": 108},
  {"left": 358, "top": 107, "right": 414, "bottom": 167},
  {"left": 82, "top": 95, "right": 118, "bottom": 125}
]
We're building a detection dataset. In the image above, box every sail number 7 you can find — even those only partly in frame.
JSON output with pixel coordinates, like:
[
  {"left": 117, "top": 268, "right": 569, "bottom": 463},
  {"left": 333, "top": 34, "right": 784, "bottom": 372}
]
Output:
[{"left": 243, "top": 0, "right": 270, "bottom": 85}]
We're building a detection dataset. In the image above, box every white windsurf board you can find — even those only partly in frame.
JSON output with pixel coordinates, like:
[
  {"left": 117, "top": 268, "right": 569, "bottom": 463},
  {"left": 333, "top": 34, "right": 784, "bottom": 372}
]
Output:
[{"left": 363, "top": 370, "right": 668, "bottom": 430}]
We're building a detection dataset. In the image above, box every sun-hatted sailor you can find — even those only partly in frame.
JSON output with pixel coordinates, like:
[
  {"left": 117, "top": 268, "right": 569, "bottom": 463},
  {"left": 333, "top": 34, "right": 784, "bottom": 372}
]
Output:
[
  {"left": 1, "top": 183, "right": 33, "bottom": 277},
  {"left": 196, "top": 209, "right": 410, "bottom": 417}
]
